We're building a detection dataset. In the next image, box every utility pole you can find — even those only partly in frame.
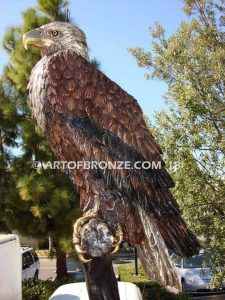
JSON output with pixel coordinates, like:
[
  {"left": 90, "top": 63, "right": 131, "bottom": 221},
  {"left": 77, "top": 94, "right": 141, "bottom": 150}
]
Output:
[{"left": 134, "top": 247, "right": 138, "bottom": 276}]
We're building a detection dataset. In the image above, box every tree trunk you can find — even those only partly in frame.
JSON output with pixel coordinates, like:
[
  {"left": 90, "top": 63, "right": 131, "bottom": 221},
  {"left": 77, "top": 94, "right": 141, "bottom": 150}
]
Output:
[
  {"left": 49, "top": 234, "right": 53, "bottom": 251},
  {"left": 83, "top": 254, "right": 120, "bottom": 300},
  {"left": 55, "top": 241, "right": 67, "bottom": 279}
]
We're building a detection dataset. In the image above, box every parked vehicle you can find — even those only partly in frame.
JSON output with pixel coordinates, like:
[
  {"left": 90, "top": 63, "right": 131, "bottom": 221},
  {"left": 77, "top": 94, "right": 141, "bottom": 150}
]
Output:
[
  {"left": 0, "top": 234, "right": 22, "bottom": 300},
  {"left": 68, "top": 264, "right": 85, "bottom": 282},
  {"left": 49, "top": 282, "right": 143, "bottom": 300},
  {"left": 170, "top": 249, "right": 225, "bottom": 294},
  {"left": 21, "top": 246, "right": 40, "bottom": 282}
]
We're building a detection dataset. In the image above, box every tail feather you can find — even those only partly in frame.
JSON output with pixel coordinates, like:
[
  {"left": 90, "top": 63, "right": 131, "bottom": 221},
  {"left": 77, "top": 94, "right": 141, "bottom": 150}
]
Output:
[
  {"left": 156, "top": 217, "right": 200, "bottom": 257},
  {"left": 136, "top": 207, "right": 200, "bottom": 290}
]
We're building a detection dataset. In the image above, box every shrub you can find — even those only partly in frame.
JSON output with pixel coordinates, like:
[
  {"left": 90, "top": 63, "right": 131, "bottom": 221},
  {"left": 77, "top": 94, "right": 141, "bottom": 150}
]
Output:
[{"left": 22, "top": 277, "right": 75, "bottom": 300}]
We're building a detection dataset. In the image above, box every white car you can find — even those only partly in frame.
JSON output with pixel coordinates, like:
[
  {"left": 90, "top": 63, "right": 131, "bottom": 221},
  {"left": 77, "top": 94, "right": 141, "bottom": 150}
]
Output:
[
  {"left": 49, "top": 282, "right": 143, "bottom": 300},
  {"left": 21, "top": 247, "right": 40, "bottom": 282},
  {"left": 170, "top": 250, "right": 225, "bottom": 294}
]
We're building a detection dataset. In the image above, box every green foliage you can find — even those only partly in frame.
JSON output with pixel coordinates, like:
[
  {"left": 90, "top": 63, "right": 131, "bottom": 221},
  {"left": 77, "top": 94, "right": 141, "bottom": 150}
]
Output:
[
  {"left": 1, "top": 0, "right": 81, "bottom": 277},
  {"left": 129, "top": 0, "right": 225, "bottom": 286},
  {"left": 118, "top": 263, "right": 190, "bottom": 300},
  {"left": 91, "top": 58, "right": 101, "bottom": 69},
  {"left": 38, "top": 0, "right": 70, "bottom": 21},
  {"left": 0, "top": 80, "right": 20, "bottom": 231},
  {"left": 22, "top": 277, "right": 75, "bottom": 300}
]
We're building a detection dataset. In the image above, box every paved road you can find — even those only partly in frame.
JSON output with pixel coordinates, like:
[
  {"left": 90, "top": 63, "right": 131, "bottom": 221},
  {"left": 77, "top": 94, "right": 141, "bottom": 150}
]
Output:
[
  {"left": 39, "top": 254, "right": 225, "bottom": 300},
  {"left": 39, "top": 256, "right": 56, "bottom": 280},
  {"left": 192, "top": 296, "right": 225, "bottom": 300},
  {"left": 39, "top": 257, "right": 83, "bottom": 280},
  {"left": 39, "top": 252, "right": 135, "bottom": 280}
]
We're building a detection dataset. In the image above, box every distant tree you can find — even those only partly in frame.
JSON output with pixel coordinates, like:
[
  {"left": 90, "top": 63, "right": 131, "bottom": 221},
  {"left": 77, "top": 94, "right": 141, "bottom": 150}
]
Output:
[
  {"left": 129, "top": 0, "right": 225, "bottom": 286},
  {"left": 0, "top": 81, "right": 20, "bottom": 232},
  {"left": 1, "top": 0, "right": 81, "bottom": 279}
]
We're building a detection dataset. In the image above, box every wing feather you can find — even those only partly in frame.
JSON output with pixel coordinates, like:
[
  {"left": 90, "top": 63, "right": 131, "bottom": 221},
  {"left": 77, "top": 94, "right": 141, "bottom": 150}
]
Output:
[
  {"left": 48, "top": 50, "right": 164, "bottom": 163},
  {"left": 31, "top": 50, "right": 200, "bottom": 257}
]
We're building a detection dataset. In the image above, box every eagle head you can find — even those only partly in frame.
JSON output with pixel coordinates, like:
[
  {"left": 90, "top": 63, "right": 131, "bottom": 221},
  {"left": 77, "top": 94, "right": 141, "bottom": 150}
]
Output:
[{"left": 23, "top": 21, "right": 89, "bottom": 60}]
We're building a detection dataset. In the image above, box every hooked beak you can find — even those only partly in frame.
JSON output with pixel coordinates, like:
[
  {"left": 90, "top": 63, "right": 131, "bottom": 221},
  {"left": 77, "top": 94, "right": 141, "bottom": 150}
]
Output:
[{"left": 23, "top": 28, "right": 53, "bottom": 50}]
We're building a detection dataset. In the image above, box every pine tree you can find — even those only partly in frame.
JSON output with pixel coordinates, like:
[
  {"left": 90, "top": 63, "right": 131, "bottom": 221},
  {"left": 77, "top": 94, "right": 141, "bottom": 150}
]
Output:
[
  {"left": 0, "top": 81, "right": 20, "bottom": 232},
  {"left": 129, "top": 0, "right": 225, "bottom": 286},
  {"left": 1, "top": 0, "right": 81, "bottom": 279}
]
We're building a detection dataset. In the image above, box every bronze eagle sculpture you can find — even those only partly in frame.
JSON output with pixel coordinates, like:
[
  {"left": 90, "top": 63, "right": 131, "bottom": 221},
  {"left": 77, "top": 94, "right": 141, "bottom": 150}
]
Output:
[{"left": 23, "top": 22, "right": 200, "bottom": 291}]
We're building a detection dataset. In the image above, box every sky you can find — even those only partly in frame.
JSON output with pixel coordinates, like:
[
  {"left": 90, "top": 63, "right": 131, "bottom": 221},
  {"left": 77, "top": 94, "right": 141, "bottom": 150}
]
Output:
[{"left": 0, "top": 0, "right": 188, "bottom": 119}]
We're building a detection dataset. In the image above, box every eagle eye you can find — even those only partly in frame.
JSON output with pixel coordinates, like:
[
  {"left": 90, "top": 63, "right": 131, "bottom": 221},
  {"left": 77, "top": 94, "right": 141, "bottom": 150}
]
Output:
[{"left": 51, "top": 30, "right": 59, "bottom": 37}]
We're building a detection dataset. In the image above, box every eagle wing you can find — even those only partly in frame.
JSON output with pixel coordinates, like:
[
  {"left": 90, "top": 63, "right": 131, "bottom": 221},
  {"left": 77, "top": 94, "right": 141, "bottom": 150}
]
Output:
[
  {"left": 32, "top": 49, "right": 199, "bottom": 259},
  {"left": 28, "top": 49, "right": 201, "bottom": 289},
  {"left": 38, "top": 50, "right": 198, "bottom": 255}
]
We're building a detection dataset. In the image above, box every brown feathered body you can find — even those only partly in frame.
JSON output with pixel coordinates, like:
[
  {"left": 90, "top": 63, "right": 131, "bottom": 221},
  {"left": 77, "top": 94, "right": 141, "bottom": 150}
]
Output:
[{"left": 28, "top": 49, "right": 200, "bottom": 289}]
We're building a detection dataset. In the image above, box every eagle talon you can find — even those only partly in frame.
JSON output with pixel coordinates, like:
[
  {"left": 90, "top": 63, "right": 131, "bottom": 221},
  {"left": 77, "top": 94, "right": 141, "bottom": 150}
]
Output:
[
  {"left": 73, "top": 213, "right": 97, "bottom": 238},
  {"left": 73, "top": 217, "right": 124, "bottom": 260},
  {"left": 73, "top": 214, "right": 97, "bottom": 263},
  {"left": 75, "top": 244, "right": 86, "bottom": 255},
  {"left": 111, "top": 224, "right": 123, "bottom": 254},
  {"left": 78, "top": 253, "right": 92, "bottom": 264},
  {"left": 111, "top": 245, "right": 120, "bottom": 254}
]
